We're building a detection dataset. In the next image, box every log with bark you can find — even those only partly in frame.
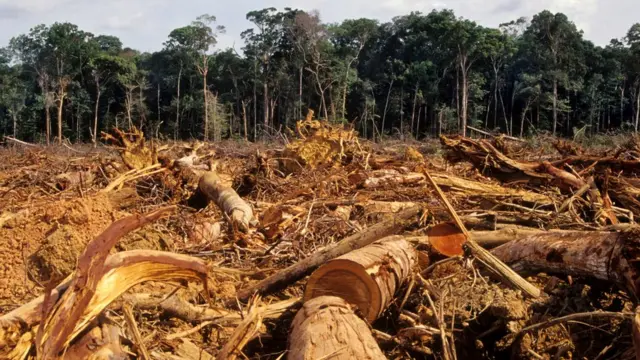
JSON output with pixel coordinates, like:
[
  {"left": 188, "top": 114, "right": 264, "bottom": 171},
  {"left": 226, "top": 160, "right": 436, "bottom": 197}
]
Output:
[
  {"left": 304, "top": 236, "right": 417, "bottom": 323},
  {"left": 491, "top": 227, "right": 640, "bottom": 299},
  {"left": 288, "top": 296, "right": 386, "bottom": 360},
  {"left": 235, "top": 206, "right": 422, "bottom": 302},
  {"left": 199, "top": 171, "right": 255, "bottom": 232}
]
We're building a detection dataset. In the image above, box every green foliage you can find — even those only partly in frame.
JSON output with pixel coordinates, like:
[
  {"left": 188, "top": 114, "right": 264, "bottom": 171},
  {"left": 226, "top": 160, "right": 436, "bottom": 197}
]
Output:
[{"left": 2, "top": 9, "right": 640, "bottom": 143}]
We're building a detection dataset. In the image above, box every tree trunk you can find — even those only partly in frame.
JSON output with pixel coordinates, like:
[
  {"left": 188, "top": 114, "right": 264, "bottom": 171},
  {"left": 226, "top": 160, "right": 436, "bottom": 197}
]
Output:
[
  {"left": 416, "top": 105, "right": 422, "bottom": 139},
  {"left": 304, "top": 237, "right": 417, "bottom": 322},
  {"left": 411, "top": 82, "right": 418, "bottom": 139},
  {"left": 520, "top": 102, "right": 530, "bottom": 138},
  {"left": 636, "top": 86, "right": 640, "bottom": 133},
  {"left": 203, "top": 67, "right": 209, "bottom": 141},
  {"left": 93, "top": 87, "right": 101, "bottom": 147},
  {"left": 552, "top": 78, "right": 558, "bottom": 136},
  {"left": 263, "top": 81, "right": 269, "bottom": 138},
  {"left": 499, "top": 89, "right": 509, "bottom": 135},
  {"left": 461, "top": 63, "right": 468, "bottom": 137},
  {"left": 493, "top": 66, "right": 499, "bottom": 130},
  {"left": 199, "top": 172, "right": 254, "bottom": 232},
  {"left": 381, "top": 79, "right": 394, "bottom": 138},
  {"left": 175, "top": 64, "right": 182, "bottom": 140},
  {"left": 157, "top": 82, "right": 161, "bottom": 132},
  {"left": 288, "top": 296, "right": 386, "bottom": 360},
  {"left": 45, "top": 104, "right": 51, "bottom": 146},
  {"left": 56, "top": 92, "right": 66, "bottom": 145},
  {"left": 253, "top": 61, "right": 257, "bottom": 141},
  {"left": 241, "top": 100, "right": 248, "bottom": 141},
  {"left": 12, "top": 112, "right": 17, "bottom": 138},
  {"left": 456, "top": 66, "right": 460, "bottom": 128},
  {"left": 299, "top": 67, "right": 303, "bottom": 121},
  {"left": 621, "top": 86, "right": 625, "bottom": 124}
]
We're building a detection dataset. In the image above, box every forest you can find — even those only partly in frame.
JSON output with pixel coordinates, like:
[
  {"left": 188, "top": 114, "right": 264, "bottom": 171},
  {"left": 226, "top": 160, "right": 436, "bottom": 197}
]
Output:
[{"left": 1, "top": 8, "right": 640, "bottom": 143}]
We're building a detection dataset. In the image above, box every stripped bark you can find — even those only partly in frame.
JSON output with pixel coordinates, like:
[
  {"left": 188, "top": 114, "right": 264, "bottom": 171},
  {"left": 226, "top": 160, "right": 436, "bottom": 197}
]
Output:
[
  {"left": 288, "top": 296, "right": 386, "bottom": 360},
  {"left": 304, "top": 236, "right": 417, "bottom": 322},
  {"left": 199, "top": 171, "right": 254, "bottom": 232}
]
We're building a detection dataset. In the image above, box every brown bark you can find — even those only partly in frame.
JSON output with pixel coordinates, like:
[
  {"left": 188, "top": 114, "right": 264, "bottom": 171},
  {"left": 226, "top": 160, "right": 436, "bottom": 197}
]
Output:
[
  {"left": 56, "top": 79, "right": 69, "bottom": 145},
  {"left": 491, "top": 228, "right": 640, "bottom": 298},
  {"left": 236, "top": 206, "right": 421, "bottom": 302},
  {"left": 198, "top": 172, "right": 254, "bottom": 232},
  {"left": 304, "top": 236, "right": 416, "bottom": 322},
  {"left": 288, "top": 296, "right": 386, "bottom": 360},
  {"left": 241, "top": 100, "right": 248, "bottom": 141}
]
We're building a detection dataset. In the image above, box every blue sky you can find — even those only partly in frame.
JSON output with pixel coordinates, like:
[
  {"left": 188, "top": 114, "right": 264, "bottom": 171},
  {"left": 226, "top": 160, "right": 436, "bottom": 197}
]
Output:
[{"left": 0, "top": 0, "right": 637, "bottom": 52}]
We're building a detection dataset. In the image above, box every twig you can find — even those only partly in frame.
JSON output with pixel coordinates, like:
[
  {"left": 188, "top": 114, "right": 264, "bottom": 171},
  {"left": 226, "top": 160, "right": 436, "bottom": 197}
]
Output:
[
  {"left": 516, "top": 311, "right": 632, "bottom": 337},
  {"left": 422, "top": 168, "right": 542, "bottom": 298},
  {"left": 166, "top": 320, "right": 214, "bottom": 340},
  {"left": 123, "top": 303, "right": 151, "bottom": 360}
]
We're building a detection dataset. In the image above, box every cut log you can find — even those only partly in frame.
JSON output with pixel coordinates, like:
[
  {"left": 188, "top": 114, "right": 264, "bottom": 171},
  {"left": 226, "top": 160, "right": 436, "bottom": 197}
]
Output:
[
  {"left": 199, "top": 171, "right": 254, "bottom": 232},
  {"left": 235, "top": 206, "right": 422, "bottom": 302},
  {"left": 491, "top": 227, "right": 640, "bottom": 298},
  {"left": 304, "top": 236, "right": 417, "bottom": 323},
  {"left": 288, "top": 296, "right": 386, "bottom": 360}
]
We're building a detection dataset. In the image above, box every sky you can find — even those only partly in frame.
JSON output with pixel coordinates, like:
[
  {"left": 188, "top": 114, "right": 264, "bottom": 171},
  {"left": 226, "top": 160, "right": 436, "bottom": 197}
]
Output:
[{"left": 0, "top": 0, "right": 637, "bottom": 53}]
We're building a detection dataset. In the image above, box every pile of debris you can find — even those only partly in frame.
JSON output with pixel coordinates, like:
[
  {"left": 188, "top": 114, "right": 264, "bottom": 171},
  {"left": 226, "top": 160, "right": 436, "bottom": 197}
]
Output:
[{"left": 3, "top": 121, "right": 640, "bottom": 359}]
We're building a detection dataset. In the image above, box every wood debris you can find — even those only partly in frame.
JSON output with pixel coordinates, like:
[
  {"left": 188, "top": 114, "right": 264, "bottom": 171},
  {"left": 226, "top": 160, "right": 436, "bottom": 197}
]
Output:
[{"left": 4, "top": 124, "right": 640, "bottom": 359}]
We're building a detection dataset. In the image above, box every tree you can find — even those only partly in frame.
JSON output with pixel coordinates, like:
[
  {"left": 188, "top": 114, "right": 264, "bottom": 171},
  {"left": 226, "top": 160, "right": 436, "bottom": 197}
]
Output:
[
  {"left": 447, "top": 19, "right": 488, "bottom": 136},
  {"left": 524, "top": 11, "right": 583, "bottom": 135}
]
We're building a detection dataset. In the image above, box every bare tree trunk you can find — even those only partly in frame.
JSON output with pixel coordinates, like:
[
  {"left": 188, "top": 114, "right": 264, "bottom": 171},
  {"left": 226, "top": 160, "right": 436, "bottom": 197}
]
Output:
[
  {"left": 460, "top": 63, "right": 468, "bottom": 137},
  {"left": 263, "top": 81, "right": 269, "bottom": 138},
  {"left": 12, "top": 112, "right": 17, "bottom": 138},
  {"left": 499, "top": 89, "right": 509, "bottom": 135},
  {"left": 381, "top": 79, "right": 394, "bottom": 138},
  {"left": 493, "top": 66, "right": 499, "bottom": 129},
  {"left": 93, "top": 86, "right": 101, "bottom": 147},
  {"left": 241, "top": 100, "right": 248, "bottom": 141},
  {"left": 56, "top": 90, "right": 66, "bottom": 145},
  {"left": 157, "top": 82, "right": 161, "bottom": 131},
  {"left": 175, "top": 64, "right": 182, "bottom": 140},
  {"left": 520, "top": 102, "right": 530, "bottom": 138},
  {"left": 299, "top": 67, "right": 303, "bottom": 121},
  {"left": 125, "top": 88, "right": 133, "bottom": 130},
  {"left": 621, "top": 85, "right": 625, "bottom": 124},
  {"left": 411, "top": 82, "right": 418, "bottom": 139},
  {"left": 253, "top": 61, "right": 257, "bottom": 141},
  {"left": 456, "top": 67, "right": 460, "bottom": 128},
  {"left": 636, "top": 84, "right": 640, "bottom": 133},
  {"left": 45, "top": 104, "right": 51, "bottom": 146},
  {"left": 552, "top": 78, "right": 558, "bottom": 136},
  {"left": 203, "top": 69, "right": 209, "bottom": 141},
  {"left": 212, "top": 93, "right": 218, "bottom": 141},
  {"left": 416, "top": 105, "right": 422, "bottom": 138}
]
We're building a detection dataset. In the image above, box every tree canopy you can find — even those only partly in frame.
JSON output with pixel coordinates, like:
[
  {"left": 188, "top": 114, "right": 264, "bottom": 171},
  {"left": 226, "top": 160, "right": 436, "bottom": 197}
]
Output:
[{"left": 2, "top": 9, "right": 640, "bottom": 143}]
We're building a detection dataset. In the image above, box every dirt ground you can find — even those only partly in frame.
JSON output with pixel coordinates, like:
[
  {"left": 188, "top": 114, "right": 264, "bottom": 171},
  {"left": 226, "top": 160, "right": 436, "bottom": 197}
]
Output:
[{"left": 1, "top": 124, "right": 640, "bottom": 359}]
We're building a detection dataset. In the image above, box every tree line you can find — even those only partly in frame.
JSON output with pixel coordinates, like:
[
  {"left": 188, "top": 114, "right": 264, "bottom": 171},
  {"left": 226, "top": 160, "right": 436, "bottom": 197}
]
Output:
[{"left": 1, "top": 8, "right": 640, "bottom": 144}]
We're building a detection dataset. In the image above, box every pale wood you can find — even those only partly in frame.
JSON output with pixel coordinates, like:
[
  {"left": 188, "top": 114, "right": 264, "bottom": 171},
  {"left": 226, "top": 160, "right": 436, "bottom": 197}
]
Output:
[
  {"left": 199, "top": 171, "right": 254, "bottom": 232},
  {"left": 288, "top": 296, "right": 386, "bottom": 360},
  {"left": 423, "top": 169, "right": 542, "bottom": 298},
  {"left": 236, "top": 206, "right": 421, "bottom": 302},
  {"left": 304, "top": 236, "right": 417, "bottom": 322}
]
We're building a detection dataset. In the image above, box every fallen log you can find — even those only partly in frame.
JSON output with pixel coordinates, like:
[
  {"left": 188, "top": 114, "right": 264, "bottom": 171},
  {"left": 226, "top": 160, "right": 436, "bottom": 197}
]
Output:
[
  {"left": 288, "top": 296, "right": 386, "bottom": 360},
  {"left": 235, "top": 206, "right": 422, "bottom": 302},
  {"left": 304, "top": 236, "right": 417, "bottom": 322},
  {"left": 491, "top": 227, "right": 640, "bottom": 298},
  {"left": 199, "top": 171, "right": 254, "bottom": 232}
]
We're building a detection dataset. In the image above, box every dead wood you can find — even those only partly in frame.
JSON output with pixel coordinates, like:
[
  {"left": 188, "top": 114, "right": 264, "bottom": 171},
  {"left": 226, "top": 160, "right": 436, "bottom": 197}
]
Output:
[
  {"left": 199, "top": 171, "right": 254, "bottom": 232},
  {"left": 217, "top": 296, "right": 263, "bottom": 360},
  {"left": 123, "top": 303, "right": 150, "bottom": 360},
  {"left": 491, "top": 227, "right": 640, "bottom": 298},
  {"left": 304, "top": 236, "right": 417, "bottom": 322},
  {"left": 33, "top": 207, "right": 212, "bottom": 359},
  {"left": 235, "top": 206, "right": 422, "bottom": 302},
  {"left": 101, "top": 127, "right": 157, "bottom": 170},
  {"left": 423, "top": 168, "right": 542, "bottom": 298},
  {"left": 288, "top": 296, "right": 386, "bottom": 360},
  {"left": 440, "top": 135, "right": 587, "bottom": 191}
]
